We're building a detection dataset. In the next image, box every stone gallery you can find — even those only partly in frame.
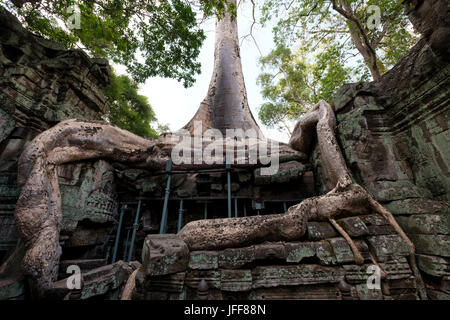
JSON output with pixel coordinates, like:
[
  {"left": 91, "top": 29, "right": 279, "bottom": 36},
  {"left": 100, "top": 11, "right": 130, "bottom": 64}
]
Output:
[{"left": 0, "top": 0, "right": 449, "bottom": 300}]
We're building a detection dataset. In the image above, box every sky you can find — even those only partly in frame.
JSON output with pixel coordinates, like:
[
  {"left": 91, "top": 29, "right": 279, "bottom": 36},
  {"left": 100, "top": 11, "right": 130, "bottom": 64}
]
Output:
[{"left": 113, "top": 2, "right": 291, "bottom": 143}]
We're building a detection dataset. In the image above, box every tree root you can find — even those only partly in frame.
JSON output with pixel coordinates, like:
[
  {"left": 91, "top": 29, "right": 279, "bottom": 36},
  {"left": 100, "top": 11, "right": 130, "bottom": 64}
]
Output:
[
  {"left": 121, "top": 269, "right": 139, "bottom": 300},
  {"left": 13, "top": 101, "right": 421, "bottom": 299},
  {"left": 329, "top": 218, "right": 364, "bottom": 265},
  {"left": 179, "top": 100, "right": 417, "bottom": 284},
  {"left": 14, "top": 119, "right": 155, "bottom": 296}
]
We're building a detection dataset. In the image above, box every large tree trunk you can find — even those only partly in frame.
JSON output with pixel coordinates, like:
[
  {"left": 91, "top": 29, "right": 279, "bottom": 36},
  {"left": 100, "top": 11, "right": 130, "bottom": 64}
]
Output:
[{"left": 183, "top": 0, "right": 263, "bottom": 136}]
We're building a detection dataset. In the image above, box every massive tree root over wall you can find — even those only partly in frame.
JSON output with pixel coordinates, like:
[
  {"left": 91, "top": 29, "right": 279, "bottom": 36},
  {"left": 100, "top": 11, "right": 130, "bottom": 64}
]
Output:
[
  {"left": 14, "top": 103, "right": 424, "bottom": 298},
  {"left": 179, "top": 100, "right": 425, "bottom": 298},
  {"left": 14, "top": 119, "right": 155, "bottom": 296},
  {"left": 179, "top": 101, "right": 413, "bottom": 252}
]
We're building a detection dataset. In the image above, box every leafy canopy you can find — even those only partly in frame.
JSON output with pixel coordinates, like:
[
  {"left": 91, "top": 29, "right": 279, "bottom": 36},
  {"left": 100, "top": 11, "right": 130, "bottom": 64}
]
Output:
[
  {"left": 257, "top": 0, "right": 418, "bottom": 134},
  {"left": 258, "top": 42, "right": 351, "bottom": 134},
  {"left": 103, "top": 71, "right": 165, "bottom": 138},
  {"left": 5, "top": 0, "right": 233, "bottom": 87}
]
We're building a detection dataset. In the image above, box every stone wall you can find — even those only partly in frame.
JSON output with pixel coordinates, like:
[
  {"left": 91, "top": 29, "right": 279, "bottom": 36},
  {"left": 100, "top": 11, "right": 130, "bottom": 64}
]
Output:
[
  {"left": 0, "top": 6, "right": 114, "bottom": 265},
  {"left": 313, "top": 0, "right": 450, "bottom": 299},
  {"left": 134, "top": 212, "right": 421, "bottom": 300}
]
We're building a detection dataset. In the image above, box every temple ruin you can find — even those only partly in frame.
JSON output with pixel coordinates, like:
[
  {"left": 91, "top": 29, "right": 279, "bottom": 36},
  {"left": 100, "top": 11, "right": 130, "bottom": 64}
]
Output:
[{"left": 0, "top": 0, "right": 449, "bottom": 300}]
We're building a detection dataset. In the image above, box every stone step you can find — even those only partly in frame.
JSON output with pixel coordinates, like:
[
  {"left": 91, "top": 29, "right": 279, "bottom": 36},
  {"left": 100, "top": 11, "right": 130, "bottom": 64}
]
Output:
[{"left": 49, "top": 260, "right": 140, "bottom": 300}]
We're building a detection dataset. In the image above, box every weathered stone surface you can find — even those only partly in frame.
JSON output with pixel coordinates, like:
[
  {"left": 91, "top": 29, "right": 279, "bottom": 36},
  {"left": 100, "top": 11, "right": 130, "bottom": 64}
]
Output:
[
  {"left": 141, "top": 234, "right": 189, "bottom": 276},
  {"left": 375, "top": 181, "right": 432, "bottom": 202},
  {"left": 416, "top": 254, "right": 450, "bottom": 277},
  {"left": 409, "top": 235, "right": 450, "bottom": 257},
  {"left": 386, "top": 277, "right": 418, "bottom": 300},
  {"left": 315, "top": 240, "right": 337, "bottom": 265},
  {"left": 248, "top": 284, "right": 341, "bottom": 300},
  {"left": 254, "top": 243, "right": 286, "bottom": 260},
  {"left": 354, "top": 283, "right": 383, "bottom": 300},
  {"left": 220, "top": 269, "right": 252, "bottom": 292},
  {"left": 380, "top": 257, "right": 413, "bottom": 280},
  {"left": 80, "top": 261, "right": 138, "bottom": 300},
  {"left": 359, "top": 214, "right": 388, "bottom": 226},
  {"left": 59, "top": 160, "right": 118, "bottom": 232},
  {"left": 0, "top": 276, "right": 24, "bottom": 300},
  {"left": 343, "top": 264, "right": 373, "bottom": 284},
  {"left": 358, "top": 214, "right": 395, "bottom": 235},
  {"left": 185, "top": 270, "right": 221, "bottom": 290},
  {"left": 336, "top": 217, "right": 369, "bottom": 237},
  {"left": 328, "top": 238, "right": 369, "bottom": 264},
  {"left": 366, "top": 235, "right": 412, "bottom": 262},
  {"left": 254, "top": 161, "right": 305, "bottom": 185},
  {"left": 49, "top": 261, "right": 138, "bottom": 300},
  {"left": 306, "top": 222, "right": 338, "bottom": 240},
  {"left": 251, "top": 265, "right": 345, "bottom": 288},
  {"left": 0, "top": 108, "right": 15, "bottom": 143},
  {"left": 383, "top": 198, "right": 449, "bottom": 215},
  {"left": 343, "top": 258, "right": 413, "bottom": 284},
  {"left": 64, "top": 227, "right": 111, "bottom": 248},
  {"left": 285, "top": 242, "right": 316, "bottom": 263},
  {"left": 188, "top": 251, "right": 218, "bottom": 270},
  {"left": 218, "top": 247, "right": 255, "bottom": 269},
  {"left": 146, "top": 272, "right": 186, "bottom": 293},
  {"left": 397, "top": 214, "right": 450, "bottom": 235}
]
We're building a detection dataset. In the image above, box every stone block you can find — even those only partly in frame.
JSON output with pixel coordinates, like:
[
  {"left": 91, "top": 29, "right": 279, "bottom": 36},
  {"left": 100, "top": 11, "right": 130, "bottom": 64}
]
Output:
[
  {"left": 249, "top": 284, "right": 341, "bottom": 300},
  {"left": 49, "top": 261, "right": 139, "bottom": 300},
  {"left": 359, "top": 214, "right": 388, "bottom": 226},
  {"left": 375, "top": 182, "right": 432, "bottom": 202},
  {"left": 185, "top": 270, "right": 221, "bottom": 290},
  {"left": 354, "top": 283, "right": 383, "bottom": 300},
  {"left": 409, "top": 235, "right": 450, "bottom": 257},
  {"left": 220, "top": 269, "right": 252, "bottom": 292},
  {"left": 252, "top": 265, "right": 345, "bottom": 288},
  {"left": 307, "top": 222, "right": 338, "bottom": 240},
  {"left": 380, "top": 257, "right": 413, "bottom": 280},
  {"left": 141, "top": 234, "right": 189, "bottom": 276},
  {"left": 147, "top": 272, "right": 186, "bottom": 293},
  {"left": 366, "top": 235, "right": 412, "bottom": 262},
  {"left": 397, "top": 214, "right": 450, "bottom": 235},
  {"left": 315, "top": 240, "right": 337, "bottom": 265},
  {"left": 336, "top": 217, "right": 369, "bottom": 237},
  {"left": 328, "top": 238, "right": 369, "bottom": 264},
  {"left": 343, "top": 264, "right": 373, "bottom": 284},
  {"left": 188, "top": 251, "right": 218, "bottom": 270},
  {"left": 218, "top": 247, "right": 255, "bottom": 269},
  {"left": 285, "top": 242, "right": 316, "bottom": 263},
  {"left": 0, "top": 276, "right": 24, "bottom": 300},
  {"left": 254, "top": 243, "right": 286, "bottom": 260},
  {"left": 383, "top": 198, "right": 449, "bottom": 215},
  {"left": 416, "top": 254, "right": 450, "bottom": 277}
]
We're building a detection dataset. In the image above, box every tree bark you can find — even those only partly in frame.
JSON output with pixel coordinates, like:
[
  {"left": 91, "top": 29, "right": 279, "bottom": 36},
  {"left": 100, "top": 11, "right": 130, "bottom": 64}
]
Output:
[
  {"left": 14, "top": 119, "right": 155, "bottom": 296},
  {"left": 183, "top": 0, "right": 263, "bottom": 136}
]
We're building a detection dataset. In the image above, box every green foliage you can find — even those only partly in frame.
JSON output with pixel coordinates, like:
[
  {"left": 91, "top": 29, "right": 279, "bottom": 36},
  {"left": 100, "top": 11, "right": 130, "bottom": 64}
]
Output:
[
  {"left": 103, "top": 71, "right": 159, "bottom": 138},
  {"left": 258, "top": 0, "right": 419, "bottom": 134},
  {"left": 5, "top": 0, "right": 233, "bottom": 87},
  {"left": 257, "top": 42, "right": 351, "bottom": 133}
]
